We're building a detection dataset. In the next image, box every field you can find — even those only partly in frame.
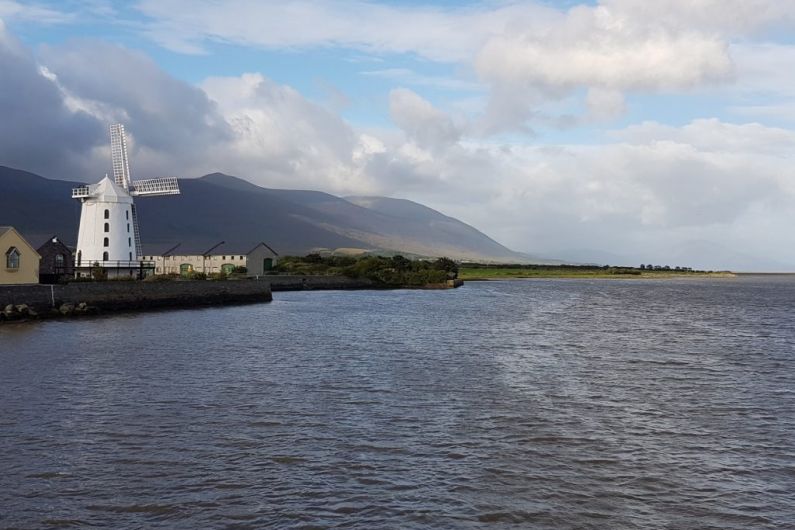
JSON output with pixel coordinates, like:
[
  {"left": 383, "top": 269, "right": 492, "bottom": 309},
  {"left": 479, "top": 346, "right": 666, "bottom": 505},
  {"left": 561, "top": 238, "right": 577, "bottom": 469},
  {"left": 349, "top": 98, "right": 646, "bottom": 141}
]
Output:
[{"left": 457, "top": 264, "right": 732, "bottom": 280}]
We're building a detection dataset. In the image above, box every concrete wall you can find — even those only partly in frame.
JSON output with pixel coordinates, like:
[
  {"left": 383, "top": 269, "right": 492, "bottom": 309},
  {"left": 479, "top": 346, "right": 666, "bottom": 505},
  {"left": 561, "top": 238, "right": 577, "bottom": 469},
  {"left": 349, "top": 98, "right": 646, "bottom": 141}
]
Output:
[
  {"left": 265, "top": 275, "right": 376, "bottom": 291},
  {"left": 0, "top": 228, "right": 40, "bottom": 285},
  {"left": 0, "top": 280, "right": 272, "bottom": 315}
]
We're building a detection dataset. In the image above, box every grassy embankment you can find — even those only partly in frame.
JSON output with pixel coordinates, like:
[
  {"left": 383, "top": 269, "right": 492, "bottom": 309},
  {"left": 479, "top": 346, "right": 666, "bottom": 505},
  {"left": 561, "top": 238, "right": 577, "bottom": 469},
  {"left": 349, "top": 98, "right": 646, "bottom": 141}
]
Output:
[
  {"left": 458, "top": 263, "right": 734, "bottom": 280},
  {"left": 273, "top": 254, "right": 459, "bottom": 287}
]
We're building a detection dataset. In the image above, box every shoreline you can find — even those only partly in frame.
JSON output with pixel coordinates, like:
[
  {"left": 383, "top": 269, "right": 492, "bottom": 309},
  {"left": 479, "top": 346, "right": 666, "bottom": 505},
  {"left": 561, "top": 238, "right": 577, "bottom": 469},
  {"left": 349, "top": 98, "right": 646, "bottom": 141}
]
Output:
[
  {"left": 0, "top": 275, "right": 462, "bottom": 323},
  {"left": 461, "top": 272, "right": 737, "bottom": 281}
]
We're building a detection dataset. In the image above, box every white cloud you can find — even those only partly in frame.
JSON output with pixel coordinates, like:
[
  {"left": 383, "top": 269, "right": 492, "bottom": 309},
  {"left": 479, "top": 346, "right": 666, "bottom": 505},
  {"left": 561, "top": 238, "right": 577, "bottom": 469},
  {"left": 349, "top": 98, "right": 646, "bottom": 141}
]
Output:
[
  {"left": 0, "top": 1, "right": 74, "bottom": 24},
  {"left": 200, "top": 72, "right": 376, "bottom": 193},
  {"left": 361, "top": 68, "right": 481, "bottom": 92},
  {"left": 130, "top": 0, "right": 795, "bottom": 133},
  {"left": 388, "top": 88, "right": 464, "bottom": 151},
  {"left": 1, "top": 18, "right": 794, "bottom": 269},
  {"left": 135, "top": 0, "right": 533, "bottom": 61}
]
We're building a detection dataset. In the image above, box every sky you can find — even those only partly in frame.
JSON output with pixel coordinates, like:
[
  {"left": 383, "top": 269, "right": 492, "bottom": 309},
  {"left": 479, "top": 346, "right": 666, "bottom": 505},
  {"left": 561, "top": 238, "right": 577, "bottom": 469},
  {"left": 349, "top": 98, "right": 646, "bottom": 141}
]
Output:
[{"left": 1, "top": 0, "right": 794, "bottom": 270}]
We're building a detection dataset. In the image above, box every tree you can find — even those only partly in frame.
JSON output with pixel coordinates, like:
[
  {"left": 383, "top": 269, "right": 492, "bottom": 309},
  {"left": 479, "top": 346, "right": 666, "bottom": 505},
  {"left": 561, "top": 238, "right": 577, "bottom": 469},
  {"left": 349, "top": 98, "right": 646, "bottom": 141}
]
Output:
[
  {"left": 391, "top": 255, "right": 411, "bottom": 272},
  {"left": 91, "top": 262, "right": 107, "bottom": 281},
  {"left": 432, "top": 257, "right": 459, "bottom": 276}
]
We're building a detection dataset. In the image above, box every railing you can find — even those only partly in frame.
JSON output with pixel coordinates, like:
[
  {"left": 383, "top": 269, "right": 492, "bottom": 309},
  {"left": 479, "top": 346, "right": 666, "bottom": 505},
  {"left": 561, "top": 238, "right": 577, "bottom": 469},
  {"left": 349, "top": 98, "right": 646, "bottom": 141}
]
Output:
[
  {"left": 73, "top": 259, "right": 155, "bottom": 269},
  {"left": 71, "top": 186, "right": 91, "bottom": 198}
]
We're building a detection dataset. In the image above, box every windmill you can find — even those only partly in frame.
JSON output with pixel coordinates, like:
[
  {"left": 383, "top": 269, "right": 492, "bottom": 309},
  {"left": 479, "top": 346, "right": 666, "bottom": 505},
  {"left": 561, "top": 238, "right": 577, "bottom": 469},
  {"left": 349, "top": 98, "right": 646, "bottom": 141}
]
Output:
[{"left": 72, "top": 124, "right": 180, "bottom": 275}]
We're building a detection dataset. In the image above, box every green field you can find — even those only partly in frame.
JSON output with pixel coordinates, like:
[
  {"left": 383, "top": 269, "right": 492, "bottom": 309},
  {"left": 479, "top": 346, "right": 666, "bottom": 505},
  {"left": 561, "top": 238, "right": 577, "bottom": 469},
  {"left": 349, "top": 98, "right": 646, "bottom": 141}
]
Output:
[{"left": 458, "top": 265, "right": 732, "bottom": 280}]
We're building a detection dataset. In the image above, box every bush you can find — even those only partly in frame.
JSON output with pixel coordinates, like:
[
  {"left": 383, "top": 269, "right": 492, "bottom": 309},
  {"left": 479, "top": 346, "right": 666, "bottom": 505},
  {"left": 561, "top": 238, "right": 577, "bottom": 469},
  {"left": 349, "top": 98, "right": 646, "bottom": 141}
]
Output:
[
  {"left": 91, "top": 262, "right": 107, "bottom": 281},
  {"left": 144, "top": 273, "right": 178, "bottom": 282}
]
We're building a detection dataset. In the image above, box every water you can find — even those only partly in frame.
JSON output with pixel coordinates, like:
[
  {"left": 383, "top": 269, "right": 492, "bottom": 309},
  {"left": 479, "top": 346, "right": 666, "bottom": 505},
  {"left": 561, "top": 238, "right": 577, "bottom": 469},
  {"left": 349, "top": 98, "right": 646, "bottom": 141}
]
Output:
[{"left": 1, "top": 277, "right": 794, "bottom": 529}]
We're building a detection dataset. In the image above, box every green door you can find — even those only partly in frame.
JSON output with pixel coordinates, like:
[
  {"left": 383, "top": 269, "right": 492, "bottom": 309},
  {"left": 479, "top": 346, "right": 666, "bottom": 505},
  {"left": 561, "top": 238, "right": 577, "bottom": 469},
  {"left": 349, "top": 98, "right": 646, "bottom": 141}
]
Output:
[
  {"left": 180, "top": 263, "right": 193, "bottom": 277},
  {"left": 263, "top": 258, "right": 273, "bottom": 271},
  {"left": 221, "top": 263, "right": 235, "bottom": 275}
]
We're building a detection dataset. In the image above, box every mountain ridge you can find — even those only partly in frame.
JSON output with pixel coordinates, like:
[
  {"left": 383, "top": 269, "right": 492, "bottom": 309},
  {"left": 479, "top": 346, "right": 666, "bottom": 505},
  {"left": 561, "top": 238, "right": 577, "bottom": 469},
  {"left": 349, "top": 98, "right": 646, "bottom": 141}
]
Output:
[{"left": 0, "top": 165, "right": 528, "bottom": 262}]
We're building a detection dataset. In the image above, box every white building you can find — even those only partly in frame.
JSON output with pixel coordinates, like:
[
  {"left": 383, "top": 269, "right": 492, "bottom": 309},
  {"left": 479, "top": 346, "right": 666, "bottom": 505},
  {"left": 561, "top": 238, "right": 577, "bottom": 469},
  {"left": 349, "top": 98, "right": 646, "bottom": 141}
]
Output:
[
  {"left": 72, "top": 123, "right": 179, "bottom": 278},
  {"left": 73, "top": 176, "right": 136, "bottom": 267},
  {"left": 140, "top": 242, "right": 279, "bottom": 277}
]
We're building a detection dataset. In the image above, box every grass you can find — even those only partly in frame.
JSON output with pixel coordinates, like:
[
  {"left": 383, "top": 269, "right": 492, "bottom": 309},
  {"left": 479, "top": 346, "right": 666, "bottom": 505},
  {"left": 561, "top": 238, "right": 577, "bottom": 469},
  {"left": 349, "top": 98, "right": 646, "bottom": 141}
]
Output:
[{"left": 457, "top": 265, "right": 733, "bottom": 280}]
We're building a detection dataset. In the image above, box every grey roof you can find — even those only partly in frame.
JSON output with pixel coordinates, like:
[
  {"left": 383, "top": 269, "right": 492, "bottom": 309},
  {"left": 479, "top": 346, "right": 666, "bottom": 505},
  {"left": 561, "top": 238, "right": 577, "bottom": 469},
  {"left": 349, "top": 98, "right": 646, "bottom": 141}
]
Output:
[
  {"left": 140, "top": 240, "right": 278, "bottom": 257},
  {"left": 0, "top": 226, "right": 12, "bottom": 237}
]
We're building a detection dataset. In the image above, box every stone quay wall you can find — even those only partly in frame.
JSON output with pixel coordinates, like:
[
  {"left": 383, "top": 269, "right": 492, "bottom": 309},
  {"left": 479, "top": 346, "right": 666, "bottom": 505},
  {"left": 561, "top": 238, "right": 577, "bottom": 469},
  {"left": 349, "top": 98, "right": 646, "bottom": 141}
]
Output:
[
  {"left": 264, "top": 275, "right": 377, "bottom": 291},
  {"left": 0, "top": 280, "right": 272, "bottom": 319}
]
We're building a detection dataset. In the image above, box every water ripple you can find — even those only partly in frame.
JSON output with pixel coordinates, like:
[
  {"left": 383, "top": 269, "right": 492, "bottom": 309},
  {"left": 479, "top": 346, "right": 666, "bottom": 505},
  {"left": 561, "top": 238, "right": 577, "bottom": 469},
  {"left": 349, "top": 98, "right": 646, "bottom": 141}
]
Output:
[{"left": 1, "top": 276, "right": 794, "bottom": 528}]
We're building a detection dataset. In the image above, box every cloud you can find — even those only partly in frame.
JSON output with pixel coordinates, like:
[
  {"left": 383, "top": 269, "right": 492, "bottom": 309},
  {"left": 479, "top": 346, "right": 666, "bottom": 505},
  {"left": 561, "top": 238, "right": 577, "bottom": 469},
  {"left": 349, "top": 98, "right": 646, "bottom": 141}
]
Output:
[
  {"left": 0, "top": 1, "right": 74, "bottom": 24},
  {"left": 1, "top": 19, "right": 794, "bottom": 269},
  {"left": 361, "top": 68, "right": 481, "bottom": 92},
  {"left": 129, "top": 0, "right": 795, "bottom": 133},
  {"left": 0, "top": 19, "right": 105, "bottom": 178},
  {"left": 135, "top": 0, "right": 526, "bottom": 61},
  {"left": 38, "top": 39, "right": 233, "bottom": 164},
  {"left": 200, "top": 72, "right": 377, "bottom": 193},
  {"left": 364, "top": 115, "right": 795, "bottom": 269},
  {"left": 388, "top": 88, "right": 464, "bottom": 151}
]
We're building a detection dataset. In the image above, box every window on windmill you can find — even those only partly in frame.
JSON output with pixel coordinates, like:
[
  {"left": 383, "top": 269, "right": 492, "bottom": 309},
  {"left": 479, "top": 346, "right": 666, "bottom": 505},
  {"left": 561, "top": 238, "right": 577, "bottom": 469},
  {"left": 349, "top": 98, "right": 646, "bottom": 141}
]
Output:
[
  {"left": 104, "top": 223, "right": 110, "bottom": 232},
  {"left": 128, "top": 237, "right": 132, "bottom": 247},
  {"left": 103, "top": 237, "right": 109, "bottom": 247},
  {"left": 127, "top": 224, "right": 130, "bottom": 233},
  {"left": 126, "top": 210, "right": 129, "bottom": 220},
  {"left": 103, "top": 251, "right": 109, "bottom": 261},
  {"left": 104, "top": 209, "right": 110, "bottom": 219},
  {"left": 6, "top": 247, "right": 20, "bottom": 269}
]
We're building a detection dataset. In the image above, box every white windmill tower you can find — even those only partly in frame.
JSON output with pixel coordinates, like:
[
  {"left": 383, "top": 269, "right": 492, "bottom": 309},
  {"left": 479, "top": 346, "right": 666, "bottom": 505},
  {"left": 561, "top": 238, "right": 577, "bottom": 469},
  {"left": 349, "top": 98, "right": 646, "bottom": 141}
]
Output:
[{"left": 72, "top": 123, "right": 180, "bottom": 276}]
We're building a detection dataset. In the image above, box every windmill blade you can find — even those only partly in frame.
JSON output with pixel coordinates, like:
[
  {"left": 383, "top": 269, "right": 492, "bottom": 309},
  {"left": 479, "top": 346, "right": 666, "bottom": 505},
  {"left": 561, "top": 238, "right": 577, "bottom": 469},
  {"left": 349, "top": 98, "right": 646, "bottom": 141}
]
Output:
[
  {"left": 110, "top": 123, "right": 132, "bottom": 189},
  {"left": 130, "top": 177, "right": 181, "bottom": 197}
]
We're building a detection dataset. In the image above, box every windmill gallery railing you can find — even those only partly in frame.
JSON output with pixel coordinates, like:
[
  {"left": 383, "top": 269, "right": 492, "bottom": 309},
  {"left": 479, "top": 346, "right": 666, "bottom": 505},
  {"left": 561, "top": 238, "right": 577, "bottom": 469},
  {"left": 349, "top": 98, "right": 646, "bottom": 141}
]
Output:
[
  {"left": 73, "top": 259, "right": 156, "bottom": 280},
  {"left": 71, "top": 185, "right": 92, "bottom": 199}
]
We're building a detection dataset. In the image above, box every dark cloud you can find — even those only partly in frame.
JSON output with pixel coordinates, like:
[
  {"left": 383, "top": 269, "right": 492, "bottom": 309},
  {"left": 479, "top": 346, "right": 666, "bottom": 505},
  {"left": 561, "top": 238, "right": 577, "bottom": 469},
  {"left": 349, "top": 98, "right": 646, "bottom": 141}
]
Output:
[
  {"left": 38, "top": 39, "right": 233, "bottom": 178},
  {"left": 0, "top": 22, "right": 104, "bottom": 179}
]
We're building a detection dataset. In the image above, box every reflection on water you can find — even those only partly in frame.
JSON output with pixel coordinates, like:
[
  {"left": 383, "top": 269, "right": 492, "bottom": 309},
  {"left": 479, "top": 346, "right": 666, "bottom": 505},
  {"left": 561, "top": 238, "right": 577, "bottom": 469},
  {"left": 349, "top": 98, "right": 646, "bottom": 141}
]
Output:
[{"left": 1, "top": 276, "right": 794, "bottom": 529}]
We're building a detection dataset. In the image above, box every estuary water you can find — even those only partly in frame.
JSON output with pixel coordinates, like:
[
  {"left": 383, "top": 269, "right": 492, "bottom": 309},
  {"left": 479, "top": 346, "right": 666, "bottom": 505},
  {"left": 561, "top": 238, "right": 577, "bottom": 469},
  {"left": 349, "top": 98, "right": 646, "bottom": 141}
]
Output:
[{"left": 1, "top": 276, "right": 794, "bottom": 529}]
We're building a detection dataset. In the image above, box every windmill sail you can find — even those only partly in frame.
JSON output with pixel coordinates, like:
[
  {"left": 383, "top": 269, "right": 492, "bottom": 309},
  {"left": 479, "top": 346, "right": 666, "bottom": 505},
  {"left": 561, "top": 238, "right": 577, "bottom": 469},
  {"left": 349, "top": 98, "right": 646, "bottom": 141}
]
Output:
[
  {"left": 130, "top": 177, "right": 180, "bottom": 196},
  {"left": 110, "top": 123, "right": 131, "bottom": 189}
]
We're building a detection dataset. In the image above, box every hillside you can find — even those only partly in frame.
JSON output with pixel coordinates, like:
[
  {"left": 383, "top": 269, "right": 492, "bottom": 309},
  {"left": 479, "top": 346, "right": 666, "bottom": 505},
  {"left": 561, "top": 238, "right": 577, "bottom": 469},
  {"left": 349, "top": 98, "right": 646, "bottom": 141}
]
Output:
[{"left": 0, "top": 166, "right": 526, "bottom": 261}]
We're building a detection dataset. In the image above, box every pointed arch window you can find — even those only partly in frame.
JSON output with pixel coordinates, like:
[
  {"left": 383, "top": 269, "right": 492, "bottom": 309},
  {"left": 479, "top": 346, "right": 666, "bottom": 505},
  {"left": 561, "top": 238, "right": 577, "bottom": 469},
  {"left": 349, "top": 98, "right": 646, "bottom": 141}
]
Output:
[
  {"left": 103, "top": 237, "right": 109, "bottom": 247},
  {"left": 5, "top": 247, "right": 20, "bottom": 269},
  {"left": 104, "top": 209, "right": 110, "bottom": 219}
]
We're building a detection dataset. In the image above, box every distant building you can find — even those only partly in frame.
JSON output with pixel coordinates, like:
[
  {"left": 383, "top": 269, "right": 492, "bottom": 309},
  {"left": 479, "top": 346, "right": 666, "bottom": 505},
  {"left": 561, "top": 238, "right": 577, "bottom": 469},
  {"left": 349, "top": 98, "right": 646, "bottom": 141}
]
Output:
[
  {"left": 37, "top": 236, "right": 74, "bottom": 284},
  {"left": 140, "top": 242, "right": 279, "bottom": 277},
  {"left": 0, "top": 226, "right": 41, "bottom": 285}
]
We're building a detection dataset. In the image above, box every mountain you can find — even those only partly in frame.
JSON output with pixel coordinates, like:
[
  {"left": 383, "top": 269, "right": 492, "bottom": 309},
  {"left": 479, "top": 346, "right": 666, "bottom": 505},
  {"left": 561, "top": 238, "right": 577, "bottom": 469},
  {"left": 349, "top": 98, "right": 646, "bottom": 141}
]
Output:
[{"left": 0, "top": 166, "right": 526, "bottom": 261}]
